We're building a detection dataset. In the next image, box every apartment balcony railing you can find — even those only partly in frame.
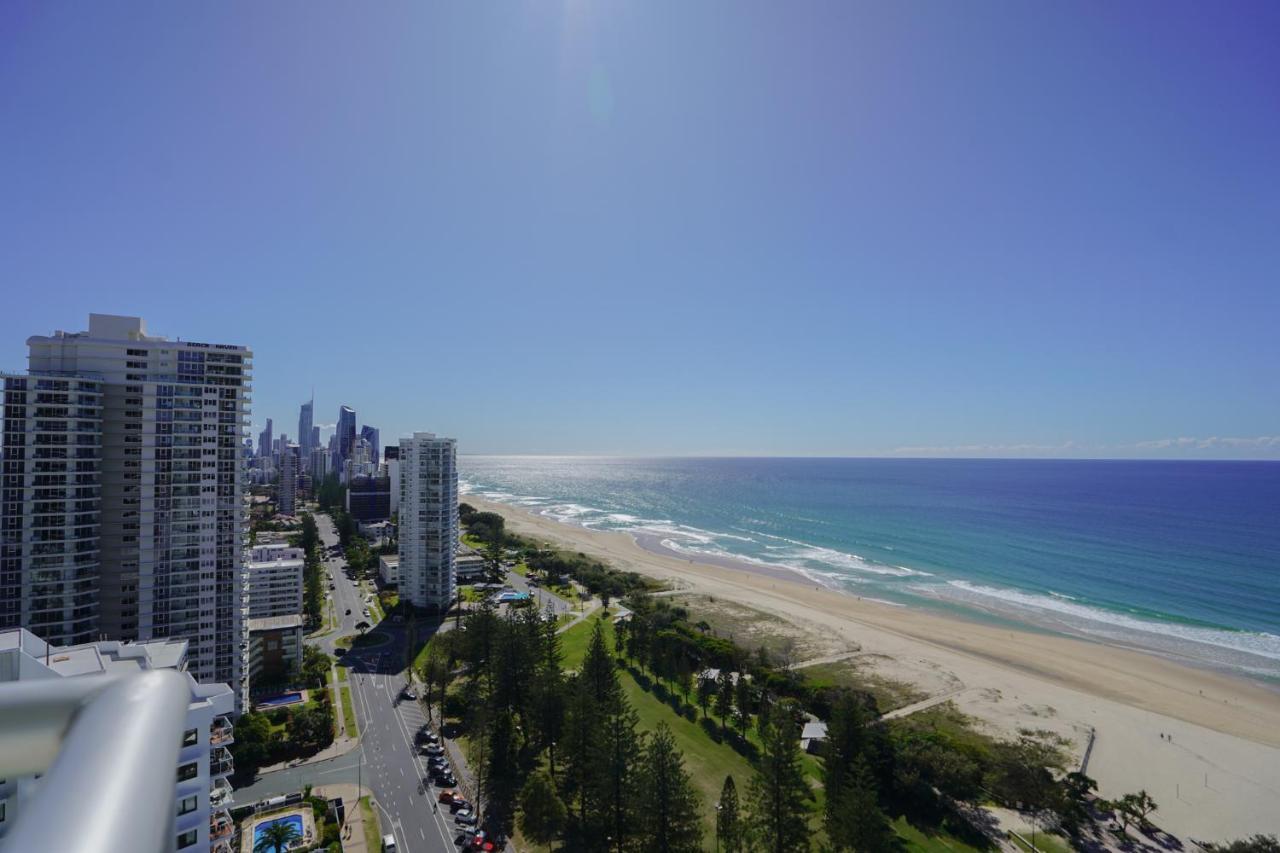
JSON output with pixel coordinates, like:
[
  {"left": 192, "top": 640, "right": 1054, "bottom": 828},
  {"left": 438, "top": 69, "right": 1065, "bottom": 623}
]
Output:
[
  {"left": 210, "top": 746, "right": 234, "bottom": 778},
  {"left": 210, "top": 809, "right": 235, "bottom": 840},
  {"left": 0, "top": 669, "right": 191, "bottom": 853},
  {"left": 210, "top": 716, "right": 235, "bottom": 748},
  {"left": 210, "top": 778, "right": 235, "bottom": 809}
]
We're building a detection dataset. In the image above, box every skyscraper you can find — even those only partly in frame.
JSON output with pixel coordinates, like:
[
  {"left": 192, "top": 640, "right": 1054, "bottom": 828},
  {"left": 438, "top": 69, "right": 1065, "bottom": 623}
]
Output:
[
  {"left": 360, "top": 425, "right": 380, "bottom": 465},
  {"left": 298, "top": 398, "right": 313, "bottom": 456},
  {"left": 310, "top": 425, "right": 320, "bottom": 452},
  {"left": 279, "top": 443, "right": 299, "bottom": 515},
  {"left": 0, "top": 314, "right": 251, "bottom": 704},
  {"left": 258, "top": 417, "right": 273, "bottom": 459},
  {"left": 335, "top": 405, "right": 356, "bottom": 471},
  {"left": 398, "top": 432, "right": 457, "bottom": 612}
]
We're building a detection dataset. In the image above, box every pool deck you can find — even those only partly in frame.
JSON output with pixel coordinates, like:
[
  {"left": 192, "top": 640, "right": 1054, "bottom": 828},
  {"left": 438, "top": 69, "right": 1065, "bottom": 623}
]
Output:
[
  {"left": 254, "top": 689, "right": 310, "bottom": 710},
  {"left": 238, "top": 805, "right": 316, "bottom": 853}
]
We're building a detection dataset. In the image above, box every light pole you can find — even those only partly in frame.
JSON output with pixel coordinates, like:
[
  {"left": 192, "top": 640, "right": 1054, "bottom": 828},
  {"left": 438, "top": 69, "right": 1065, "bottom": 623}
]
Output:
[{"left": 715, "top": 802, "right": 722, "bottom": 852}]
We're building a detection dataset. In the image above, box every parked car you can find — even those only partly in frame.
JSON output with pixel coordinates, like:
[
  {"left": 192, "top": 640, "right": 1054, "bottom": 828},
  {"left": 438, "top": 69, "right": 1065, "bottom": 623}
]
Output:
[
  {"left": 402, "top": 688, "right": 416, "bottom": 700},
  {"left": 437, "top": 790, "right": 458, "bottom": 804},
  {"left": 423, "top": 744, "right": 444, "bottom": 756},
  {"left": 434, "top": 774, "right": 458, "bottom": 787},
  {"left": 448, "top": 799, "right": 471, "bottom": 813},
  {"left": 454, "top": 810, "right": 477, "bottom": 827}
]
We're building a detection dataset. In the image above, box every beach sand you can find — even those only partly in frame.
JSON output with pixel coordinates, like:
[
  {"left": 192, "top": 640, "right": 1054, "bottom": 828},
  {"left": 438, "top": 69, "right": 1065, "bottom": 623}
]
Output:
[{"left": 466, "top": 495, "right": 1280, "bottom": 840}]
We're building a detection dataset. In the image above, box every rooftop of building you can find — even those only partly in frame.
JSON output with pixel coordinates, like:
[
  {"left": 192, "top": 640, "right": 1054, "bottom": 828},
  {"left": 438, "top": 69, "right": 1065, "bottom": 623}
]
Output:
[
  {"left": 0, "top": 627, "right": 188, "bottom": 677},
  {"left": 28, "top": 313, "right": 251, "bottom": 353}
]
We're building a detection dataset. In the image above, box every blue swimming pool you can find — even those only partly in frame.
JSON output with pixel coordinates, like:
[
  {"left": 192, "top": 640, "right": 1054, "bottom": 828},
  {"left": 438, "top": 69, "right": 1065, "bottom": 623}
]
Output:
[
  {"left": 257, "top": 691, "right": 304, "bottom": 708},
  {"left": 253, "top": 814, "right": 304, "bottom": 846}
]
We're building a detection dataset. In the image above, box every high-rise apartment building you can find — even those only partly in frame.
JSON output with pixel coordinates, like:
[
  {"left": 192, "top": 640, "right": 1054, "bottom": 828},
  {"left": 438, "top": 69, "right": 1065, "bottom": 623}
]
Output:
[
  {"left": 297, "top": 398, "right": 313, "bottom": 456},
  {"left": 0, "top": 627, "right": 238, "bottom": 853},
  {"left": 1, "top": 314, "right": 251, "bottom": 705},
  {"left": 310, "top": 424, "right": 320, "bottom": 452},
  {"left": 279, "top": 442, "right": 298, "bottom": 515},
  {"left": 1, "top": 372, "right": 104, "bottom": 646},
  {"left": 397, "top": 432, "right": 457, "bottom": 611},
  {"left": 309, "top": 446, "right": 329, "bottom": 480}
]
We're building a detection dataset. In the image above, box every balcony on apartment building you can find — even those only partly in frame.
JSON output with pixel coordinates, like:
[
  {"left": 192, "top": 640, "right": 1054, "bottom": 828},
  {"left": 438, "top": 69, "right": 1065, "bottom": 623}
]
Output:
[
  {"left": 210, "top": 715, "right": 234, "bottom": 747},
  {"left": 209, "top": 746, "right": 234, "bottom": 778},
  {"left": 210, "top": 777, "right": 235, "bottom": 809},
  {"left": 210, "top": 809, "right": 235, "bottom": 841}
]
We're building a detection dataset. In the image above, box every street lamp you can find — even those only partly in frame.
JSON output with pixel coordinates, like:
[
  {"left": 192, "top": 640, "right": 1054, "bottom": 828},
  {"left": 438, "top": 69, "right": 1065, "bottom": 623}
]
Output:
[{"left": 715, "top": 802, "right": 722, "bottom": 852}]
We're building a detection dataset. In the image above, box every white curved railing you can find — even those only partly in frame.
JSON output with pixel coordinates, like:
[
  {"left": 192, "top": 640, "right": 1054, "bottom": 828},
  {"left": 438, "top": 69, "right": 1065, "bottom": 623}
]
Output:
[{"left": 0, "top": 670, "right": 191, "bottom": 853}]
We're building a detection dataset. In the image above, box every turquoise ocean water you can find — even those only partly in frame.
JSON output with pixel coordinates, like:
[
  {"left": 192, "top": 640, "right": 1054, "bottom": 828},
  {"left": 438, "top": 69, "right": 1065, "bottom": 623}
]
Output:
[{"left": 459, "top": 456, "right": 1280, "bottom": 681}]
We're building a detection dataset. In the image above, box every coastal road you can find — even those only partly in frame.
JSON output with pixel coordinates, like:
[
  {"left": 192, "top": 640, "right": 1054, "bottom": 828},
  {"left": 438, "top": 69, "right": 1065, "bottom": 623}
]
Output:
[{"left": 239, "top": 514, "right": 468, "bottom": 853}]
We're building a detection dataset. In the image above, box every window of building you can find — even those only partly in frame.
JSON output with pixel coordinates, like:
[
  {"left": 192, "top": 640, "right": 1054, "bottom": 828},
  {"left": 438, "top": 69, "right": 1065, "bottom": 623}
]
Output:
[
  {"left": 177, "top": 762, "right": 198, "bottom": 782},
  {"left": 176, "top": 829, "right": 198, "bottom": 848},
  {"left": 182, "top": 728, "right": 198, "bottom": 747},
  {"left": 177, "top": 794, "right": 198, "bottom": 816}
]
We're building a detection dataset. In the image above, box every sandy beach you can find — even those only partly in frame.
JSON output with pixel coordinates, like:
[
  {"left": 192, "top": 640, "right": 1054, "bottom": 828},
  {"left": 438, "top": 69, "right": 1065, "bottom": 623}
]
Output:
[{"left": 466, "top": 494, "right": 1280, "bottom": 840}]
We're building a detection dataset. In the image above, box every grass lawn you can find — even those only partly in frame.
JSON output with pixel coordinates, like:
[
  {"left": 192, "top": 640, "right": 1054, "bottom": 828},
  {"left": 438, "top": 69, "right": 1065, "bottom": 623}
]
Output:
[
  {"left": 340, "top": 686, "right": 358, "bottom": 737},
  {"left": 510, "top": 561, "right": 529, "bottom": 576},
  {"left": 461, "top": 533, "right": 485, "bottom": 549},
  {"left": 359, "top": 796, "right": 381, "bottom": 853},
  {"left": 559, "top": 613, "right": 615, "bottom": 670},
  {"left": 337, "top": 665, "right": 349, "bottom": 682},
  {"left": 1008, "top": 830, "right": 1072, "bottom": 853},
  {"left": 461, "top": 587, "right": 487, "bottom": 604},
  {"left": 895, "top": 817, "right": 991, "bottom": 853}
]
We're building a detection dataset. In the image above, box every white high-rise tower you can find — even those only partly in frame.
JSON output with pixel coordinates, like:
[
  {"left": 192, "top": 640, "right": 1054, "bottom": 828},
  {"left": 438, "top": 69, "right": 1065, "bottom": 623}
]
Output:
[{"left": 397, "top": 432, "right": 457, "bottom": 612}]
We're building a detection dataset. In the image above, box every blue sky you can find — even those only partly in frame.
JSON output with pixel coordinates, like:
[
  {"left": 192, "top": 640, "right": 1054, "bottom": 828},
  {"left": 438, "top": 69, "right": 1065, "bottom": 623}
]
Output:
[{"left": 2, "top": 2, "right": 1277, "bottom": 457}]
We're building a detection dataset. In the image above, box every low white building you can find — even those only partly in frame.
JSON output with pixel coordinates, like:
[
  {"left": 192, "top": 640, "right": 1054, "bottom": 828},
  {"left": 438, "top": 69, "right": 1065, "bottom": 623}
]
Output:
[
  {"left": 0, "top": 628, "right": 237, "bottom": 853},
  {"left": 379, "top": 554, "right": 399, "bottom": 586}
]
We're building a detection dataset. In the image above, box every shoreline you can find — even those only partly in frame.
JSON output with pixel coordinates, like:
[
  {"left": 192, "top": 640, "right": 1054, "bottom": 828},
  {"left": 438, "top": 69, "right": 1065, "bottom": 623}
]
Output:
[{"left": 465, "top": 493, "right": 1280, "bottom": 838}]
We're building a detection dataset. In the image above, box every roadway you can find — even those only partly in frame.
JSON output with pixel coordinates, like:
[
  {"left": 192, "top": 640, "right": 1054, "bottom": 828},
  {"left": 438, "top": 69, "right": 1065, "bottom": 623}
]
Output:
[{"left": 236, "top": 514, "right": 471, "bottom": 853}]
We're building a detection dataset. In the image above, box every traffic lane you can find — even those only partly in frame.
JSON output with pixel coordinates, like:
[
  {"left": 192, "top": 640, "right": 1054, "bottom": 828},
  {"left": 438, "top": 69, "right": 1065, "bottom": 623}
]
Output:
[
  {"left": 233, "top": 749, "right": 363, "bottom": 803},
  {"left": 350, "top": 655, "right": 458, "bottom": 852}
]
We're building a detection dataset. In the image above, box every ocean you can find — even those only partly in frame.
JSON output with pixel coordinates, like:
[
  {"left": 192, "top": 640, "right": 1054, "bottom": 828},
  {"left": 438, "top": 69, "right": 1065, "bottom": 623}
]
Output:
[{"left": 459, "top": 456, "right": 1280, "bottom": 681}]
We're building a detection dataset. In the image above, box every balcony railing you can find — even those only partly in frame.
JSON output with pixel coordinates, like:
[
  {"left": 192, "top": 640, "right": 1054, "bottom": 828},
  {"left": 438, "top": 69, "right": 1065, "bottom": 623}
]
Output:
[
  {"left": 210, "top": 778, "right": 235, "bottom": 808},
  {"left": 210, "top": 745, "right": 234, "bottom": 777},
  {"left": 210, "top": 810, "right": 235, "bottom": 840},
  {"left": 210, "top": 715, "right": 234, "bottom": 746},
  {"left": 0, "top": 669, "right": 191, "bottom": 853}
]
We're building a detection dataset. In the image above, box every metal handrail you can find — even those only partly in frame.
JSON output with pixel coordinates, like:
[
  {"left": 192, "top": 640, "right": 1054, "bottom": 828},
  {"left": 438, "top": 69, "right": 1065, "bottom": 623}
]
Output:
[{"left": 0, "top": 670, "right": 191, "bottom": 853}]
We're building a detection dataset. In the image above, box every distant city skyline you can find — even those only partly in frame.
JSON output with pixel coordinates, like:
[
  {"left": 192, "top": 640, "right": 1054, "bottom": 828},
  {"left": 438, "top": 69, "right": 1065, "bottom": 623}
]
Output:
[{"left": 3, "top": 3, "right": 1277, "bottom": 458}]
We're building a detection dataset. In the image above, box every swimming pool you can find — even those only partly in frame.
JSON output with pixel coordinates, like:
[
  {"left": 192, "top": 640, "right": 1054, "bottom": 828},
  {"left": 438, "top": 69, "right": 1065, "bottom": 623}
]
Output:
[
  {"left": 253, "top": 814, "right": 304, "bottom": 846},
  {"left": 256, "top": 691, "right": 304, "bottom": 708}
]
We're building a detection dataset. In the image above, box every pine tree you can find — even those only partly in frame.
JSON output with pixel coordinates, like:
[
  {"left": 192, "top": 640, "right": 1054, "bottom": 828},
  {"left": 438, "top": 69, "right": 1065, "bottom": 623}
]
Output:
[
  {"left": 748, "top": 703, "right": 811, "bottom": 853},
  {"left": 600, "top": 686, "right": 643, "bottom": 851},
  {"left": 636, "top": 724, "right": 703, "bottom": 853},
  {"left": 717, "top": 776, "right": 744, "bottom": 853},
  {"left": 715, "top": 671, "right": 734, "bottom": 733},
  {"left": 518, "top": 770, "right": 567, "bottom": 847},
  {"left": 827, "top": 758, "right": 893, "bottom": 852},
  {"left": 822, "top": 691, "right": 886, "bottom": 851}
]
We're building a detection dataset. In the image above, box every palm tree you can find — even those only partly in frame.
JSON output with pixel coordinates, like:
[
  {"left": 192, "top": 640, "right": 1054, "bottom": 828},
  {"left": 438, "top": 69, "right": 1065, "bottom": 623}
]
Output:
[{"left": 254, "top": 819, "right": 302, "bottom": 853}]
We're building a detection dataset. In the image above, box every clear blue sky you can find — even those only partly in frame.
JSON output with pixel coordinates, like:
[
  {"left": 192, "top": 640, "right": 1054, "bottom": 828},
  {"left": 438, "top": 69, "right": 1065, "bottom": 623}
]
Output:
[{"left": 2, "top": 2, "right": 1277, "bottom": 457}]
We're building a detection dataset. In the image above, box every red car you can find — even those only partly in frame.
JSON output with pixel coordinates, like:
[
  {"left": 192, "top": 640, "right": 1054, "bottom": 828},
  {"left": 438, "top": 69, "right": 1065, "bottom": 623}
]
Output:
[{"left": 437, "top": 790, "right": 457, "bottom": 804}]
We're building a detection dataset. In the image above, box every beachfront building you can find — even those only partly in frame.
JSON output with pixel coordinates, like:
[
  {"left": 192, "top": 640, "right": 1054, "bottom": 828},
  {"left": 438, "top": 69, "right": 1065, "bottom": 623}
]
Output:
[
  {"left": 2, "top": 314, "right": 251, "bottom": 709},
  {"left": 397, "top": 432, "right": 457, "bottom": 611},
  {"left": 0, "top": 627, "right": 238, "bottom": 853}
]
